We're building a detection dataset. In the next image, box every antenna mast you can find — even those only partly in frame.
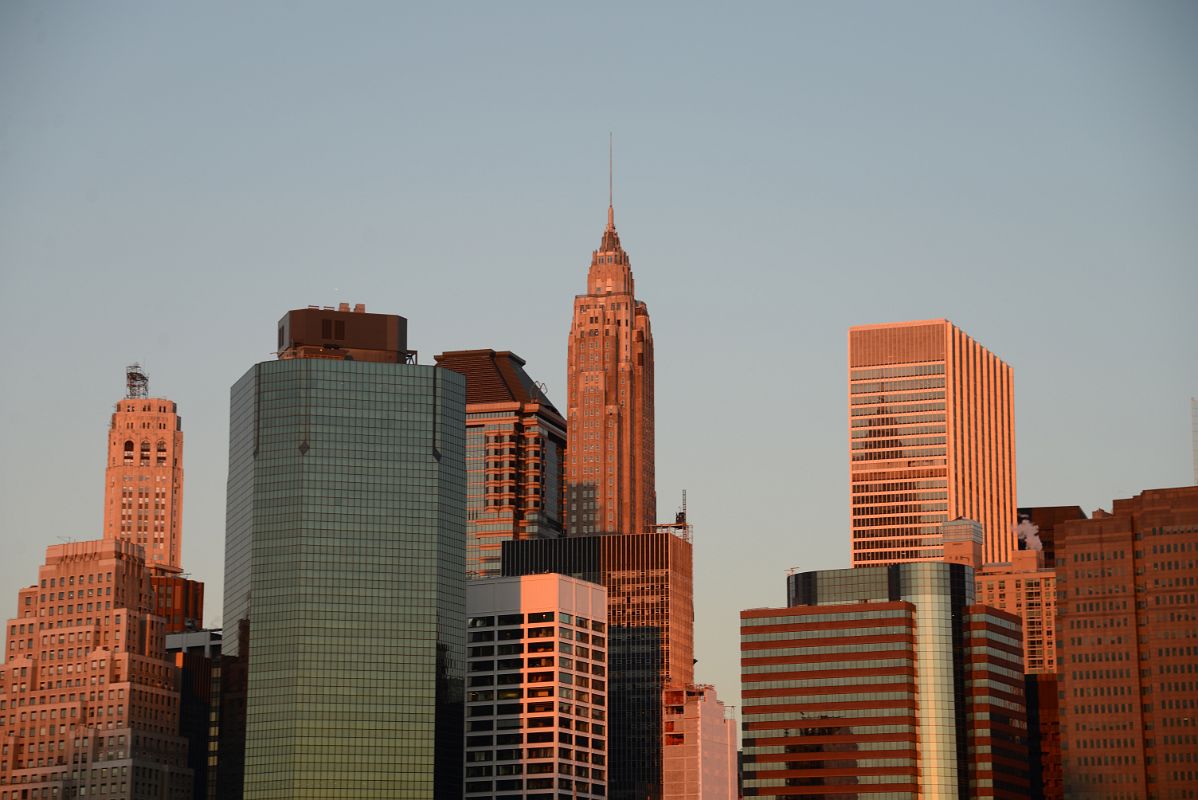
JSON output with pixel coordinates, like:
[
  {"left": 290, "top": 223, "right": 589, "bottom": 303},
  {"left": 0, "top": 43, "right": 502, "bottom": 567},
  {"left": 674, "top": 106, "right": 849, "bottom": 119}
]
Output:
[{"left": 126, "top": 364, "right": 149, "bottom": 399}]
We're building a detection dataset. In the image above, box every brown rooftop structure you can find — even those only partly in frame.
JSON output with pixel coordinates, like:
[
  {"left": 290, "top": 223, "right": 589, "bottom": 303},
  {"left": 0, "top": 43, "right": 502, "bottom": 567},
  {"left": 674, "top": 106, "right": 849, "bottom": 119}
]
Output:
[
  {"left": 434, "top": 349, "right": 561, "bottom": 417},
  {"left": 277, "top": 303, "right": 413, "bottom": 363}
]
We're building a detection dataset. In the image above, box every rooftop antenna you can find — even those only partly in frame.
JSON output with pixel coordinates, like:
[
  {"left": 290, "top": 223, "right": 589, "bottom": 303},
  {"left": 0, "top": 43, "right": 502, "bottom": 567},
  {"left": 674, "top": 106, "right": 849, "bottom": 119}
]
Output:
[
  {"left": 607, "top": 132, "right": 615, "bottom": 230},
  {"left": 126, "top": 364, "right": 149, "bottom": 399}
]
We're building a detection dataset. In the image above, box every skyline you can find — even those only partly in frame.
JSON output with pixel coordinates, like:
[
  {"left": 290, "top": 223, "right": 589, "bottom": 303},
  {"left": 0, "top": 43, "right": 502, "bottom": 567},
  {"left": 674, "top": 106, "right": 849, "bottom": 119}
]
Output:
[{"left": 2, "top": 1, "right": 1196, "bottom": 717}]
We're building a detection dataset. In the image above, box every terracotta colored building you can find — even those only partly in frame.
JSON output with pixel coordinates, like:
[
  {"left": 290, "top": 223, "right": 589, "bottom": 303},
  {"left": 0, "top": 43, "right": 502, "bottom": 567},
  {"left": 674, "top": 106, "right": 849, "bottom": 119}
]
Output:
[
  {"left": 565, "top": 202, "right": 655, "bottom": 536},
  {"left": 435, "top": 350, "right": 567, "bottom": 578},
  {"left": 0, "top": 538, "right": 192, "bottom": 799},
  {"left": 502, "top": 528, "right": 694, "bottom": 800},
  {"left": 849, "top": 320, "right": 1016, "bottom": 566},
  {"left": 977, "top": 549, "right": 1059, "bottom": 674},
  {"left": 1056, "top": 486, "right": 1198, "bottom": 799},
  {"left": 662, "top": 684, "right": 737, "bottom": 800},
  {"left": 102, "top": 365, "right": 185, "bottom": 573},
  {"left": 739, "top": 562, "right": 1028, "bottom": 800},
  {"left": 464, "top": 574, "right": 608, "bottom": 799}
]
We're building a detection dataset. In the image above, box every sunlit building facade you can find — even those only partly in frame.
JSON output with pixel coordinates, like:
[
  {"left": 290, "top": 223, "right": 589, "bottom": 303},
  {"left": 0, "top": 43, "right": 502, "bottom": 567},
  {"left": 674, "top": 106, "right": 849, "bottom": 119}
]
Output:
[
  {"left": 0, "top": 539, "right": 192, "bottom": 799},
  {"left": 662, "top": 684, "right": 737, "bottom": 800},
  {"left": 102, "top": 365, "right": 185, "bottom": 573},
  {"left": 565, "top": 203, "right": 655, "bottom": 536},
  {"left": 464, "top": 574, "right": 608, "bottom": 799},
  {"left": 435, "top": 350, "right": 566, "bottom": 579},
  {"left": 849, "top": 319, "right": 1016, "bottom": 566}
]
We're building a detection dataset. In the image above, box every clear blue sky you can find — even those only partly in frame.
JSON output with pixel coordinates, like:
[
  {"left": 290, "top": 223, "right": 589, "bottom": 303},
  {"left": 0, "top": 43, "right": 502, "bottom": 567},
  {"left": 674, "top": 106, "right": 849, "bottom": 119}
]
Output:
[{"left": 2, "top": 1, "right": 1196, "bottom": 716}]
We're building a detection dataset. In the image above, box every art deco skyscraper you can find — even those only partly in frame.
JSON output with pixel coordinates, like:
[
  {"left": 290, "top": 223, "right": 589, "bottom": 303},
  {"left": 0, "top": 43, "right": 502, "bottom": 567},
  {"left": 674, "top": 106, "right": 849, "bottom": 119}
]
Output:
[
  {"left": 565, "top": 201, "right": 655, "bottom": 536},
  {"left": 222, "top": 304, "right": 466, "bottom": 800},
  {"left": 849, "top": 319, "right": 1016, "bottom": 566},
  {"left": 102, "top": 364, "right": 184, "bottom": 572}
]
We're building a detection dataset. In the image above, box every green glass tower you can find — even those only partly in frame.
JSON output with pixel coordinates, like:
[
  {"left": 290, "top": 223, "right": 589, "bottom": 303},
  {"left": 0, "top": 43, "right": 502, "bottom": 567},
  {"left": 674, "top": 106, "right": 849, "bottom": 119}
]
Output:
[{"left": 221, "top": 305, "right": 466, "bottom": 800}]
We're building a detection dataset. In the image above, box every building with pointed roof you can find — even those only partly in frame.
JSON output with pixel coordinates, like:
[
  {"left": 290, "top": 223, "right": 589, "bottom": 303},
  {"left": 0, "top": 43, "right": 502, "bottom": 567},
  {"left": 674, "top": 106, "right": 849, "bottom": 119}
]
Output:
[
  {"left": 565, "top": 201, "right": 655, "bottom": 536},
  {"left": 435, "top": 349, "right": 567, "bottom": 578}
]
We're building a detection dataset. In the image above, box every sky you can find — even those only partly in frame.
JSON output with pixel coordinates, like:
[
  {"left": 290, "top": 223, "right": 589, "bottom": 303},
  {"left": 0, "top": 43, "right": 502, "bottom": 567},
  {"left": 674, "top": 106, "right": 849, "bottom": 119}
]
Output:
[{"left": 1, "top": 1, "right": 1196, "bottom": 716}]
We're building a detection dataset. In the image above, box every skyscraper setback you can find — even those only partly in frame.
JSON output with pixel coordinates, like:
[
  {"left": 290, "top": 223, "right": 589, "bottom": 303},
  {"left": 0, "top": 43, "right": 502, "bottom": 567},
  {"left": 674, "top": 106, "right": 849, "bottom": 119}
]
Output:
[
  {"left": 849, "top": 319, "right": 1016, "bottom": 566},
  {"left": 565, "top": 201, "right": 655, "bottom": 536}
]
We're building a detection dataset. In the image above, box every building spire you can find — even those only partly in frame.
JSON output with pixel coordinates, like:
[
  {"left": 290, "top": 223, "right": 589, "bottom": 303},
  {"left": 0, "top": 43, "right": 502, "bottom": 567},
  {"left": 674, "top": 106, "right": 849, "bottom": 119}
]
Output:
[{"left": 607, "top": 132, "right": 614, "bottom": 231}]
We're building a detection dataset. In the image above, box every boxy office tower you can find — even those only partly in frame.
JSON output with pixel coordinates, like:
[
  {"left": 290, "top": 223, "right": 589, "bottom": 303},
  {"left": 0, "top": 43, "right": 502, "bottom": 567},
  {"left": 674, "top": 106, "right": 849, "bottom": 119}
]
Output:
[{"left": 221, "top": 304, "right": 466, "bottom": 800}]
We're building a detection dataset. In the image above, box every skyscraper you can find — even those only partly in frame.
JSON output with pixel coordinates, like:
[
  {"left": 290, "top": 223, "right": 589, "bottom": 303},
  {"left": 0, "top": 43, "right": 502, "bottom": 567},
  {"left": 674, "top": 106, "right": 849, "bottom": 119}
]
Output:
[
  {"left": 849, "top": 319, "right": 1016, "bottom": 566},
  {"left": 502, "top": 527, "right": 694, "bottom": 800},
  {"left": 221, "top": 304, "right": 466, "bottom": 799},
  {"left": 565, "top": 201, "right": 655, "bottom": 536},
  {"left": 434, "top": 349, "right": 567, "bottom": 578},
  {"left": 0, "top": 539, "right": 193, "bottom": 799},
  {"left": 102, "top": 364, "right": 185, "bottom": 573},
  {"left": 740, "top": 562, "right": 1028, "bottom": 800},
  {"left": 464, "top": 574, "right": 608, "bottom": 799},
  {"left": 1056, "top": 486, "right": 1198, "bottom": 798}
]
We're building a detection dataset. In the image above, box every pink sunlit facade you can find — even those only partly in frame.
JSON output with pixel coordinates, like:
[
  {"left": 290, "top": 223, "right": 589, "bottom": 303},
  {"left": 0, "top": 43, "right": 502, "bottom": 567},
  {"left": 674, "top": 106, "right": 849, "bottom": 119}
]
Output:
[
  {"left": 565, "top": 203, "right": 655, "bottom": 536},
  {"left": 0, "top": 538, "right": 191, "bottom": 799},
  {"left": 102, "top": 368, "right": 185, "bottom": 574},
  {"left": 662, "top": 684, "right": 737, "bottom": 800},
  {"left": 465, "top": 574, "right": 608, "bottom": 799},
  {"left": 977, "top": 549, "right": 1059, "bottom": 675},
  {"left": 849, "top": 319, "right": 1016, "bottom": 567}
]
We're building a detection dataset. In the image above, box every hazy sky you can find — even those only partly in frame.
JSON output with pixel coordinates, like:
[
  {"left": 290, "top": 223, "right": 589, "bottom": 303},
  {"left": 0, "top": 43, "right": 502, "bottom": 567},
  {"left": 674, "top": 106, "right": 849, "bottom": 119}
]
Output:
[{"left": 2, "top": 2, "right": 1196, "bottom": 715}]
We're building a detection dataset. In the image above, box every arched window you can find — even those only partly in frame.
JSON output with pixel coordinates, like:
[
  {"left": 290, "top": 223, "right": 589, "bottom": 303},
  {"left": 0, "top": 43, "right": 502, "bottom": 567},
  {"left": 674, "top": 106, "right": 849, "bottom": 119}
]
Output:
[
  {"left": 156, "top": 441, "right": 167, "bottom": 466},
  {"left": 140, "top": 441, "right": 151, "bottom": 465},
  {"left": 123, "top": 440, "right": 134, "bottom": 466}
]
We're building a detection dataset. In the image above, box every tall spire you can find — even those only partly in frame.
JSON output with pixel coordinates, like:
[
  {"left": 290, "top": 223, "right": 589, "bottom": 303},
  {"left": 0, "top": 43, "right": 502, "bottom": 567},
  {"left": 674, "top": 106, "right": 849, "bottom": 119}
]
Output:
[{"left": 607, "top": 132, "right": 614, "bottom": 231}]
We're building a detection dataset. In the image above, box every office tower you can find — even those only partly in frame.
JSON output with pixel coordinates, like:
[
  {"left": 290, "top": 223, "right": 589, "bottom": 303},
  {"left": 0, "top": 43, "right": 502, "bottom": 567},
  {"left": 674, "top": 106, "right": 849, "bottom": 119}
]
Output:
[
  {"left": 662, "top": 684, "right": 738, "bottom": 800},
  {"left": 103, "top": 364, "right": 185, "bottom": 572},
  {"left": 167, "top": 629, "right": 222, "bottom": 800},
  {"left": 565, "top": 200, "right": 655, "bottom": 536},
  {"left": 977, "top": 547, "right": 1059, "bottom": 673},
  {"left": 849, "top": 319, "right": 1016, "bottom": 566},
  {"left": 1056, "top": 486, "right": 1198, "bottom": 799},
  {"left": 221, "top": 304, "right": 466, "bottom": 800},
  {"left": 503, "top": 528, "right": 694, "bottom": 800},
  {"left": 435, "top": 350, "right": 567, "bottom": 578},
  {"left": 464, "top": 574, "right": 608, "bottom": 799},
  {"left": 739, "top": 562, "right": 1028, "bottom": 800},
  {"left": 0, "top": 539, "right": 192, "bottom": 799}
]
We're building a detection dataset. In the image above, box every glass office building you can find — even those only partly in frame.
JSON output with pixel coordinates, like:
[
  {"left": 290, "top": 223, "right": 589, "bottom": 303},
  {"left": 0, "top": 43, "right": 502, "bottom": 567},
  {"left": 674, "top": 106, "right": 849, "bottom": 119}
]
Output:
[
  {"left": 222, "top": 306, "right": 467, "bottom": 800},
  {"left": 740, "top": 563, "right": 1027, "bottom": 799}
]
